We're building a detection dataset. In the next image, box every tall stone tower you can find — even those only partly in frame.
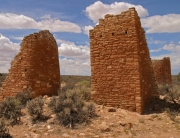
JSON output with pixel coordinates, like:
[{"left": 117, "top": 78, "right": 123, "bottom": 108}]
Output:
[
  {"left": 152, "top": 57, "right": 172, "bottom": 84},
  {"left": 89, "top": 8, "right": 158, "bottom": 114},
  {"left": 0, "top": 30, "right": 60, "bottom": 99}
]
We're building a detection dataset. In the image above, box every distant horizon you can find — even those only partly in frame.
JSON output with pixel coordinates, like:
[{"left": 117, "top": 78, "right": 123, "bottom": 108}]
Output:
[{"left": 0, "top": 0, "right": 180, "bottom": 75}]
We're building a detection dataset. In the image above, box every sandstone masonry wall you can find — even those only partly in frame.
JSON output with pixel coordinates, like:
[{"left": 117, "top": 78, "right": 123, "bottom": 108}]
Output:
[
  {"left": 152, "top": 57, "right": 172, "bottom": 84},
  {"left": 0, "top": 30, "right": 60, "bottom": 100},
  {"left": 89, "top": 8, "right": 158, "bottom": 114}
]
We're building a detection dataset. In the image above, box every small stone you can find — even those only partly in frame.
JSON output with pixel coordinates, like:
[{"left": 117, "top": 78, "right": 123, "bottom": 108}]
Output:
[
  {"left": 24, "top": 133, "right": 30, "bottom": 137},
  {"left": 100, "top": 105, "right": 104, "bottom": 110},
  {"left": 104, "top": 117, "right": 109, "bottom": 119},
  {"left": 44, "top": 133, "right": 49, "bottom": 136},
  {"left": 109, "top": 123, "right": 114, "bottom": 127},
  {"left": 47, "top": 129, "right": 54, "bottom": 133},
  {"left": 31, "top": 128, "right": 36, "bottom": 132},
  {"left": 47, "top": 119, "right": 55, "bottom": 125},
  {"left": 175, "top": 116, "right": 180, "bottom": 121},
  {"left": 125, "top": 123, "right": 132, "bottom": 129},
  {"left": 41, "top": 125, "right": 46, "bottom": 127},
  {"left": 33, "top": 134, "right": 40, "bottom": 138},
  {"left": 47, "top": 125, "right": 51, "bottom": 129},
  {"left": 79, "top": 133, "right": 85, "bottom": 136},
  {"left": 32, "top": 124, "right": 37, "bottom": 127},
  {"left": 99, "top": 124, "right": 110, "bottom": 132},
  {"left": 43, "top": 95, "right": 48, "bottom": 99},
  {"left": 62, "top": 133, "right": 71, "bottom": 138},
  {"left": 117, "top": 121, "right": 126, "bottom": 126},
  {"left": 51, "top": 114, "right": 56, "bottom": 118}
]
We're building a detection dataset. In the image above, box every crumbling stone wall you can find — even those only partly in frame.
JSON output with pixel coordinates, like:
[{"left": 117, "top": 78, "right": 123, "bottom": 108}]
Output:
[
  {"left": 0, "top": 30, "right": 60, "bottom": 100},
  {"left": 152, "top": 57, "right": 172, "bottom": 84},
  {"left": 89, "top": 8, "right": 158, "bottom": 114}
]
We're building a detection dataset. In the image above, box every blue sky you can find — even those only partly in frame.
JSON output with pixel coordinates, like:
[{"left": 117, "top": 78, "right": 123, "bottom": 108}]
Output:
[{"left": 0, "top": 0, "right": 180, "bottom": 75}]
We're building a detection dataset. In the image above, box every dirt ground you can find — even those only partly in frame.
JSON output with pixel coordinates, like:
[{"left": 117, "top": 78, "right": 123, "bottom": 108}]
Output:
[
  {"left": 1, "top": 75, "right": 180, "bottom": 138},
  {"left": 8, "top": 96, "right": 180, "bottom": 138}
]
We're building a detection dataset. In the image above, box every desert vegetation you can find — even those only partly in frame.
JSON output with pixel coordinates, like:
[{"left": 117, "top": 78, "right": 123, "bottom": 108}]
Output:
[
  {"left": 0, "top": 74, "right": 180, "bottom": 137},
  {"left": 177, "top": 72, "right": 180, "bottom": 81},
  {"left": 0, "top": 76, "right": 94, "bottom": 137},
  {"left": 155, "top": 75, "right": 180, "bottom": 124}
]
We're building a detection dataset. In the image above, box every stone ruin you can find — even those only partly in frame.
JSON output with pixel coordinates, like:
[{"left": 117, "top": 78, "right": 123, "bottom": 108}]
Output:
[
  {"left": 0, "top": 30, "right": 60, "bottom": 100},
  {"left": 89, "top": 8, "right": 158, "bottom": 114},
  {"left": 152, "top": 57, "right": 172, "bottom": 84}
]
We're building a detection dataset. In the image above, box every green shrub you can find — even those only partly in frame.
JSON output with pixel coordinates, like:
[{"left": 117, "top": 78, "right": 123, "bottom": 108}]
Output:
[
  {"left": 15, "top": 87, "right": 33, "bottom": 107},
  {"left": 158, "top": 84, "right": 180, "bottom": 104},
  {"left": 0, "top": 119, "right": 12, "bottom": 138},
  {"left": 61, "top": 82, "right": 76, "bottom": 92},
  {"left": 49, "top": 89, "right": 96, "bottom": 128},
  {"left": 76, "top": 85, "right": 91, "bottom": 101},
  {"left": 165, "top": 85, "right": 180, "bottom": 104},
  {"left": 26, "top": 96, "right": 44, "bottom": 123},
  {"left": 0, "top": 97, "right": 22, "bottom": 126},
  {"left": 77, "top": 80, "right": 90, "bottom": 87},
  {"left": 0, "top": 73, "right": 2, "bottom": 76},
  {"left": 177, "top": 72, "right": 180, "bottom": 81},
  {"left": 158, "top": 84, "right": 170, "bottom": 95}
]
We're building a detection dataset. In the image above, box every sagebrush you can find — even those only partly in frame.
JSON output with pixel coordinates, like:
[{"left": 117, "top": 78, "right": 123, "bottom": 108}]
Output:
[
  {"left": 26, "top": 96, "right": 44, "bottom": 123},
  {"left": 165, "top": 108, "right": 180, "bottom": 123},
  {"left": 158, "top": 84, "right": 180, "bottom": 104},
  {"left": 15, "top": 87, "right": 33, "bottom": 107},
  {"left": 0, "top": 119, "right": 12, "bottom": 138},
  {"left": 77, "top": 80, "right": 90, "bottom": 87},
  {"left": 61, "top": 81, "right": 76, "bottom": 92},
  {"left": 49, "top": 88, "right": 96, "bottom": 128},
  {"left": 0, "top": 96, "right": 22, "bottom": 126}
]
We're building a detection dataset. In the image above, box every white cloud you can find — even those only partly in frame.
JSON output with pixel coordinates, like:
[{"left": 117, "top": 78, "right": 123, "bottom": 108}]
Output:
[
  {"left": 56, "top": 39, "right": 75, "bottom": 45},
  {"left": 0, "top": 34, "right": 90, "bottom": 75},
  {"left": 60, "top": 58, "right": 90, "bottom": 76},
  {"left": 82, "top": 25, "right": 93, "bottom": 35},
  {"left": 0, "top": 34, "right": 20, "bottom": 73},
  {"left": 85, "top": 1, "right": 148, "bottom": 22},
  {"left": 150, "top": 48, "right": 163, "bottom": 53},
  {"left": 141, "top": 14, "right": 180, "bottom": 33},
  {"left": 150, "top": 43, "right": 180, "bottom": 53},
  {"left": 148, "top": 38, "right": 165, "bottom": 44},
  {"left": 0, "top": 13, "right": 81, "bottom": 33},
  {"left": 58, "top": 41, "right": 90, "bottom": 75},
  {"left": 151, "top": 43, "right": 180, "bottom": 75},
  {"left": 58, "top": 43, "right": 90, "bottom": 60},
  {"left": 11, "top": 36, "right": 23, "bottom": 40},
  {"left": 163, "top": 43, "right": 180, "bottom": 52}
]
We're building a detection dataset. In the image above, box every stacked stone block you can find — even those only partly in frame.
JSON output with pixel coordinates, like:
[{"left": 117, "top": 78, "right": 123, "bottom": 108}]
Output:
[
  {"left": 152, "top": 57, "right": 172, "bottom": 84},
  {"left": 89, "top": 8, "right": 158, "bottom": 114},
  {"left": 0, "top": 30, "right": 60, "bottom": 100}
]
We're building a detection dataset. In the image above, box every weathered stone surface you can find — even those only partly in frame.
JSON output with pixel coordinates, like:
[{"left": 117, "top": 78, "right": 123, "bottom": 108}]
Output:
[
  {"left": 89, "top": 8, "right": 158, "bottom": 114},
  {"left": 0, "top": 30, "right": 60, "bottom": 100},
  {"left": 152, "top": 57, "right": 172, "bottom": 84}
]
